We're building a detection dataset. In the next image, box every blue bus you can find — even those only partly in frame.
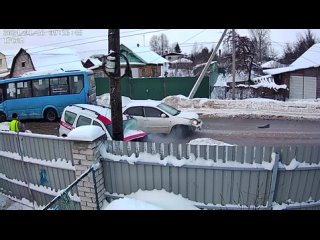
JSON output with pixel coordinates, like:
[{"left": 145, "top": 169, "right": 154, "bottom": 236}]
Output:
[{"left": 0, "top": 70, "right": 96, "bottom": 122}]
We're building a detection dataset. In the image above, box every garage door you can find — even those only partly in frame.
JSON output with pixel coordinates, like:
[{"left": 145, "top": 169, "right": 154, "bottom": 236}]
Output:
[
  {"left": 303, "top": 76, "right": 317, "bottom": 99},
  {"left": 289, "top": 76, "right": 317, "bottom": 99}
]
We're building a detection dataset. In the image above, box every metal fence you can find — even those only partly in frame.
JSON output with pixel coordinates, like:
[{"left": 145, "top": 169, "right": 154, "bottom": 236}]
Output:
[
  {"left": 101, "top": 141, "right": 320, "bottom": 209},
  {"left": 43, "top": 165, "right": 98, "bottom": 210},
  {"left": 0, "top": 131, "right": 80, "bottom": 209}
]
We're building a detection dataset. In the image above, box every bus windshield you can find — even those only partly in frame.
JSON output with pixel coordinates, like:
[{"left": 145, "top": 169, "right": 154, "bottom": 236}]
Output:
[{"left": 0, "top": 70, "right": 96, "bottom": 122}]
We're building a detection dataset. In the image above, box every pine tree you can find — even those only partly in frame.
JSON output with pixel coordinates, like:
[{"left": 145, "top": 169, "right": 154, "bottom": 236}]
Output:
[{"left": 175, "top": 43, "right": 182, "bottom": 53}]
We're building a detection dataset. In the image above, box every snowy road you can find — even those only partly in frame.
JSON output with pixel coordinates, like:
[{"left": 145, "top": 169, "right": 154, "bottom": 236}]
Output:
[{"left": 147, "top": 118, "right": 320, "bottom": 145}]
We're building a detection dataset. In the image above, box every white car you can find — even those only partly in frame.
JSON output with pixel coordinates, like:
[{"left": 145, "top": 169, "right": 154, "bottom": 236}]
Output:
[
  {"left": 122, "top": 100, "right": 202, "bottom": 136},
  {"left": 59, "top": 104, "right": 147, "bottom": 141}
]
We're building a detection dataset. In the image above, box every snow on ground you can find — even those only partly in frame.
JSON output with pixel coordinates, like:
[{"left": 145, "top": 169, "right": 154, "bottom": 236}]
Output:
[
  {"left": 162, "top": 95, "right": 320, "bottom": 121},
  {"left": 0, "top": 193, "right": 33, "bottom": 210},
  {"left": 102, "top": 189, "right": 199, "bottom": 210},
  {"left": 189, "top": 138, "right": 234, "bottom": 146},
  {"left": 97, "top": 93, "right": 320, "bottom": 121},
  {"left": 0, "top": 122, "right": 10, "bottom": 131}
]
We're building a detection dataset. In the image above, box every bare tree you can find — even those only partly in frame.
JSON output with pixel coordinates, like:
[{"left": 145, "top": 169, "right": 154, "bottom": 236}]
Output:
[
  {"left": 249, "top": 29, "right": 271, "bottom": 63},
  {"left": 149, "top": 33, "right": 169, "bottom": 56},
  {"left": 222, "top": 30, "right": 256, "bottom": 81},
  {"left": 280, "top": 29, "right": 319, "bottom": 65}
]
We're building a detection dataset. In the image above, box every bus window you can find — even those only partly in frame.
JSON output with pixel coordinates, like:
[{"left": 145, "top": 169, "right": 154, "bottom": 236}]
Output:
[
  {"left": 32, "top": 78, "right": 49, "bottom": 96},
  {"left": 89, "top": 74, "right": 96, "bottom": 88},
  {"left": 6, "top": 83, "right": 16, "bottom": 99},
  {"left": 50, "top": 77, "right": 69, "bottom": 95},
  {"left": 69, "top": 75, "right": 84, "bottom": 94},
  {"left": 17, "top": 81, "right": 32, "bottom": 98}
]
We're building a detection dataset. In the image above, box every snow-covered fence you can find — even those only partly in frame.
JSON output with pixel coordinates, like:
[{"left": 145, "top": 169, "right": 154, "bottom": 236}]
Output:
[
  {"left": 100, "top": 141, "right": 320, "bottom": 210},
  {"left": 0, "top": 131, "right": 80, "bottom": 209}
]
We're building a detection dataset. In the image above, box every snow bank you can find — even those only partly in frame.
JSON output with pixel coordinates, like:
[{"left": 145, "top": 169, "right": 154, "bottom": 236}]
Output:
[{"left": 162, "top": 95, "right": 320, "bottom": 120}]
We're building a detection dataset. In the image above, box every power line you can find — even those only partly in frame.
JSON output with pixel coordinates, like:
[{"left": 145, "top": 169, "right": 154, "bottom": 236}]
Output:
[
  {"left": 181, "top": 29, "right": 207, "bottom": 44},
  {"left": 25, "top": 29, "right": 146, "bottom": 50}
]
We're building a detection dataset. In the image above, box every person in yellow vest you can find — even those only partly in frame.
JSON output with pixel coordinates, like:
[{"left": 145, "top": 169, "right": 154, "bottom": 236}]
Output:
[{"left": 9, "top": 113, "right": 25, "bottom": 132}]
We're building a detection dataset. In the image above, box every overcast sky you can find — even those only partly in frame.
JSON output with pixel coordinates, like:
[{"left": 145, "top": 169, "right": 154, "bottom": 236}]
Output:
[{"left": 1, "top": 29, "right": 320, "bottom": 59}]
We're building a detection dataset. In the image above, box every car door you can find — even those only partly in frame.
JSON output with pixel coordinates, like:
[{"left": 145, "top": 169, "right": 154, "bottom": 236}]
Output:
[
  {"left": 123, "top": 106, "right": 147, "bottom": 131},
  {"left": 143, "top": 107, "right": 171, "bottom": 134}
]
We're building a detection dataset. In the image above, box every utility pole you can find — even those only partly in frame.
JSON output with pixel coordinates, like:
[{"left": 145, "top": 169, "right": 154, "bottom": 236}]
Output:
[
  {"left": 232, "top": 29, "right": 236, "bottom": 100},
  {"left": 188, "top": 29, "right": 228, "bottom": 99},
  {"left": 108, "top": 29, "right": 123, "bottom": 141}
]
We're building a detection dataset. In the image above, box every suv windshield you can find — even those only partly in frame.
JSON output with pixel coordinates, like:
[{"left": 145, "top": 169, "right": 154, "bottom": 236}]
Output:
[{"left": 157, "top": 103, "right": 180, "bottom": 116}]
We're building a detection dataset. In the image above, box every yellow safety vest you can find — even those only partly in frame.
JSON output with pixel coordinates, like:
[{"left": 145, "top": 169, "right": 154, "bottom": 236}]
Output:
[{"left": 9, "top": 119, "right": 19, "bottom": 132}]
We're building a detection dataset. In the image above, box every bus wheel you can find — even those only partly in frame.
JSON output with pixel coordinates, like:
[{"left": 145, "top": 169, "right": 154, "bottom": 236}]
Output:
[
  {"left": 0, "top": 112, "right": 6, "bottom": 122},
  {"left": 45, "top": 108, "right": 58, "bottom": 122}
]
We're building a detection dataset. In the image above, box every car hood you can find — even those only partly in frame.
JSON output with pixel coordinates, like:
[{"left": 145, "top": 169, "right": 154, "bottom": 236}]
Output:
[
  {"left": 176, "top": 111, "right": 199, "bottom": 120},
  {"left": 124, "top": 130, "right": 147, "bottom": 141}
]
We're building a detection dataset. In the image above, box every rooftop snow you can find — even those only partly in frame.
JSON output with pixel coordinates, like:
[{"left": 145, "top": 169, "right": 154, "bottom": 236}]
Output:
[
  {"left": 261, "top": 60, "right": 285, "bottom": 69},
  {"left": 170, "top": 58, "right": 193, "bottom": 64},
  {"left": 264, "top": 43, "right": 320, "bottom": 75},
  {"left": 27, "top": 47, "right": 86, "bottom": 72},
  {"left": 131, "top": 46, "right": 169, "bottom": 65},
  {"left": 88, "top": 58, "right": 102, "bottom": 67}
]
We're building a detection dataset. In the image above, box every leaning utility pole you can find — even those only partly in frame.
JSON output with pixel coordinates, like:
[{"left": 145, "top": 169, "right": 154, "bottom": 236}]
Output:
[
  {"left": 232, "top": 29, "right": 236, "bottom": 100},
  {"left": 188, "top": 29, "right": 228, "bottom": 99},
  {"left": 108, "top": 29, "right": 123, "bottom": 141}
]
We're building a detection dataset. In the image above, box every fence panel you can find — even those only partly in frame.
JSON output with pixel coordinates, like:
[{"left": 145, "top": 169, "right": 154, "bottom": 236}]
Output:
[{"left": 0, "top": 131, "right": 77, "bottom": 208}]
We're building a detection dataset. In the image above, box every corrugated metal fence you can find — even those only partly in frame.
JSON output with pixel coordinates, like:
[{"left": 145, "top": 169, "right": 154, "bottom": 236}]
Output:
[
  {"left": 0, "top": 131, "right": 80, "bottom": 209},
  {"left": 101, "top": 141, "right": 320, "bottom": 209}
]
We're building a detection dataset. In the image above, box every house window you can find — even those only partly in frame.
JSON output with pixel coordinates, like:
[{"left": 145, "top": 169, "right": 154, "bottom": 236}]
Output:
[
  {"left": 0, "top": 59, "right": 2, "bottom": 66},
  {"left": 21, "top": 61, "right": 26, "bottom": 67}
]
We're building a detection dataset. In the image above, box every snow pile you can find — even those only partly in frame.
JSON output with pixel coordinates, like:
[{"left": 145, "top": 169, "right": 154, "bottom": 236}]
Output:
[
  {"left": 96, "top": 93, "right": 132, "bottom": 107},
  {"left": 104, "top": 198, "right": 163, "bottom": 210},
  {"left": 96, "top": 93, "right": 320, "bottom": 120},
  {"left": 189, "top": 138, "right": 234, "bottom": 146},
  {"left": 102, "top": 189, "right": 198, "bottom": 210},
  {"left": 162, "top": 95, "right": 320, "bottom": 120},
  {"left": 279, "top": 158, "right": 320, "bottom": 170},
  {"left": 272, "top": 197, "right": 319, "bottom": 210}
]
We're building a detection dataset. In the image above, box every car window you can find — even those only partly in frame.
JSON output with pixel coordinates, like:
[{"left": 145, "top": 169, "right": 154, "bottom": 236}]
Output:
[
  {"left": 76, "top": 115, "right": 92, "bottom": 127},
  {"left": 64, "top": 111, "right": 77, "bottom": 125},
  {"left": 157, "top": 103, "right": 180, "bottom": 116},
  {"left": 144, "top": 107, "right": 163, "bottom": 118},
  {"left": 93, "top": 120, "right": 104, "bottom": 130},
  {"left": 124, "top": 107, "right": 144, "bottom": 116}
]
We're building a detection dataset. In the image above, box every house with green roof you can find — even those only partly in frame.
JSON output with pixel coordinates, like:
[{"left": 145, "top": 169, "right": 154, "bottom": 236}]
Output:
[{"left": 120, "top": 44, "right": 169, "bottom": 78}]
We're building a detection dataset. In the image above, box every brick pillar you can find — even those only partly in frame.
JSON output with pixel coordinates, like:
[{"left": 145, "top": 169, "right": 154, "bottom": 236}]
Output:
[{"left": 72, "top": 138, "right": 106, "bottom": 210}]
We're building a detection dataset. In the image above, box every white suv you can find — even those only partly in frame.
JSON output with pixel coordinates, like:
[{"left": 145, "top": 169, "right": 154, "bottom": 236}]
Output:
[
  {"left": 122, "top": 100, "right": 202, "bottom": 136},
  {"left": 59, "top": 104, "right": 147, "bottom": 141}
]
